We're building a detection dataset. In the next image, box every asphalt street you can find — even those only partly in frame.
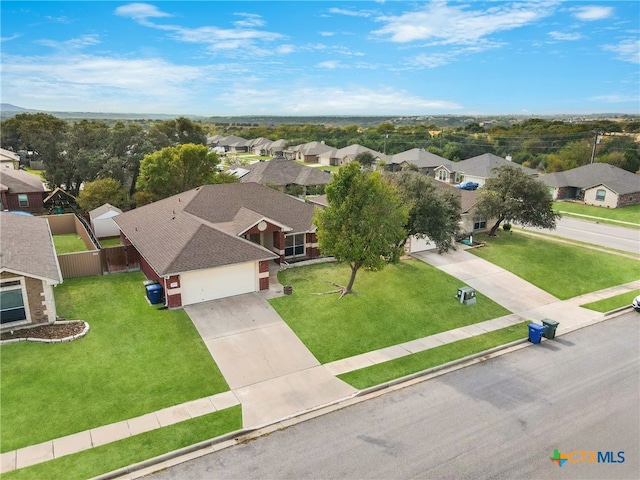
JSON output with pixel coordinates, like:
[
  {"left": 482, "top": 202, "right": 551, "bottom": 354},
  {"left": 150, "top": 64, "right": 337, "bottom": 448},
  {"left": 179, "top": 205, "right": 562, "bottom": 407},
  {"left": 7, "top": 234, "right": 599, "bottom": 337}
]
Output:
[
  {"left": 151, "top": 312, "right": 639, "bottom": 480},
  {"left": 525, "top": 216, "right": 640, "bottom": 254}
]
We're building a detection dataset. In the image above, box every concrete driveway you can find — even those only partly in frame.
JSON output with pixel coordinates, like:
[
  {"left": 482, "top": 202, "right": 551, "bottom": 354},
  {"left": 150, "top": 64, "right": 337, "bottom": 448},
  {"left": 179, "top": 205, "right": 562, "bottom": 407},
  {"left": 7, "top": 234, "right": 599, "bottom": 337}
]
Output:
[{"left": 185, "top": 293, "right": 357, "bottom": 428}]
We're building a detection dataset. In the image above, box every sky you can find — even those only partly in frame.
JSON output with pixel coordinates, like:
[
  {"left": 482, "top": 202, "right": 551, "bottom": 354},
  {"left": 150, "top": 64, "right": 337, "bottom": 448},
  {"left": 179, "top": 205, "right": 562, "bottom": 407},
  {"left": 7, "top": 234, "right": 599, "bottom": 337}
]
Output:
[{"left": 1, "top": 1, "right": 639, "bottom": 116}]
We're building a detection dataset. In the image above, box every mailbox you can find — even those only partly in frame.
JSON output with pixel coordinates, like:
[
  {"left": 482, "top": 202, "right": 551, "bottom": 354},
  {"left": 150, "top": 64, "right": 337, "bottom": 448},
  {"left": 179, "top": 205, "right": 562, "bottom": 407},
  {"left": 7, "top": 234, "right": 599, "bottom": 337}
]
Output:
[{"left": 456, "top": 287, "right": 476, "bottom": 305}]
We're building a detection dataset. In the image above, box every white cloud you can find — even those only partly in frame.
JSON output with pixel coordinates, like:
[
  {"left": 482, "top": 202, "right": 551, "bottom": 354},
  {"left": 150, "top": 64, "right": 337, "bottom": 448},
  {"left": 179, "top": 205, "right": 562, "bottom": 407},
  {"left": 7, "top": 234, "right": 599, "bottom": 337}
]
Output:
[
  {"left": 218, "top": 85, "right": 462, "bottom": 115},
  {"left": 572, "top": 6, "right": 613, "bottom": 21},
  {"left": 115, "top": 3, "right": 172, "bottom": 21},
  {"left": 317, "top": 60, "right": 340, "bottom": 69},
  {"left": 406, "top": 42, "right": 502, "bottom": 69},
  {"left": 233, "top": 13, "right": 266, "bottom": 28},
  {"left": 603, "top": 38, "right": 640, "bottom": 64},
  {"left": 38, "top": 34, "right": 101, "bottom": 50},
  {"left": 548, "top": 31, "right": 583, "bottom": 41},
  {"left": 319, "top": 31, "right": 335, "bottom": 37},
  {"left": 1, "top": 53, "right": 206, "bottom": 112},
  {"left": 589, "top": 93, "right": 639, "bottom": 103},
  {"left": 1, "top": 33, "right": 21, "bottom": 42},
  {"left": 373, "top": 1, "right": 558, "bottom": 44},
  {"left": 328, "top": 8, "right": 374, "bottom": 18}
]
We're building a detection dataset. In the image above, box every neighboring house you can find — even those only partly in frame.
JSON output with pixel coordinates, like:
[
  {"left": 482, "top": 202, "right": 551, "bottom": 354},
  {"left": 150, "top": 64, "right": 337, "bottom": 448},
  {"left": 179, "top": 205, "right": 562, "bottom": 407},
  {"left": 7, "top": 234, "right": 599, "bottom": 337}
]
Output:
[
  {"left": 317, "top": 144, "right": 388, "bottom": 167},
  {"left": 406, "top": 182, "right": 490, "bottom": 253},
  {"left": 89, "top": 203, "right": 123, "bottom": 238},
  {"left": 285, "top": 141, "right": 335, "bottom": 163},
  {"left": 388, "top": 148, "right": 455, "bottom": 177},
  {"left": 452, "top": 153, "right": 538, "bottom": 187},
  {"left": 236, "top": 159, "right": 332, "bottom": 195},
  {"left": 540, "top": 163, "right": 640, "bottom": 208},
  {"left": 210, "top": 135, "right": 250, "bottom": 153},
  {"left": 114, "top": 182, "right": 320, "bottom": 308},
  {"left": 0, "top": 148, "right": 20, "bottom": 170},
  {"left": 266, "top": 139, "right": 288, "bottom": 157},
  {"left": 0, "top": 212, "right": 62, "bottom": 331},
  {"left": 0, "top": 168, "right": 45, "bottom": 213}
]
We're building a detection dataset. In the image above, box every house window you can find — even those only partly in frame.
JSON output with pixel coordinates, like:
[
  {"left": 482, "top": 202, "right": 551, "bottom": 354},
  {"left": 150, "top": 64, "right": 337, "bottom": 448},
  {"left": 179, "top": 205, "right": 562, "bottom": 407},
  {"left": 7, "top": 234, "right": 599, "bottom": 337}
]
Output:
[
  {"left": 285, "top": 233, "right": 305, "bottom": 257},
  {"left": 438, "top": 170, "right": 448, "bottom": 181},
  {"left": 0, "top": 280, "right": 27, "bottom": 324},
  {"left": 18, "top": 194, "right": 29, "bottom": 207},
  {"left": 596, "top": 189, "right": 606, "bottom": 201},
  {"left": 474, "top": 220, "right": 487, "bottom": 230},
  {"left": 247, "top": 233, "right": 260, "bottom": 244}
]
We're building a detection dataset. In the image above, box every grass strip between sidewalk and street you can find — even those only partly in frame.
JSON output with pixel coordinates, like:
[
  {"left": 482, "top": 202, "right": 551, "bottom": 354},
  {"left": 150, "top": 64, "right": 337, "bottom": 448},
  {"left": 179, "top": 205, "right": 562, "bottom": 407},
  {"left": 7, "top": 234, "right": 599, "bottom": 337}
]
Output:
[
  {"left": 0, "top": 406, "right": 242, "bottom": 480},
  {"left": 553, "top": 202, "right": 640, "bottom": 227},
  {"left": 580, "top": 290, "right": 640, "bottom": 313},
  {"left": 338, "top": 322, "right": 529, "bottom": 390}
]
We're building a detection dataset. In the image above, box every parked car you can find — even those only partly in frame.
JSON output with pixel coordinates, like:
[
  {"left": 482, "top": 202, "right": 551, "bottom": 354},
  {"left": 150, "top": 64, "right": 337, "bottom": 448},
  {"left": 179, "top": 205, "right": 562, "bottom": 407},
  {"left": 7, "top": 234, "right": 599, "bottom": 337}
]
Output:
[
  {"left": 457, "top": 181, "right": 479, "bottom": 190},
  {"left": 632, "top": 295, "right": 640, "bottom": 312}
]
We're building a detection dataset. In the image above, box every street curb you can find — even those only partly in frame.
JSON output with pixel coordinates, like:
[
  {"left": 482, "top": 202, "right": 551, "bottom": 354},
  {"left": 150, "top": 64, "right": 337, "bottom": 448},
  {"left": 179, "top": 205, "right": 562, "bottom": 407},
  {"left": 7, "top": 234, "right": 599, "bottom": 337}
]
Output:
[
  {"left": 92, "top": 429, "right": 255, "bottom": 480},
  {"left": 95, "top": 310, "right": 631, "bottom": 479}
]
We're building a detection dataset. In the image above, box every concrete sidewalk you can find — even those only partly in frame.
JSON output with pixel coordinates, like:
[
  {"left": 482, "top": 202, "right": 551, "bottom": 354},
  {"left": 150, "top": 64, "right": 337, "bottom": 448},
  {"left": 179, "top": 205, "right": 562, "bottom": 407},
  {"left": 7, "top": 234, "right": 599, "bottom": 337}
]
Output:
[{"left": 2, "top": 252, "right": 636, "bottom": 475}]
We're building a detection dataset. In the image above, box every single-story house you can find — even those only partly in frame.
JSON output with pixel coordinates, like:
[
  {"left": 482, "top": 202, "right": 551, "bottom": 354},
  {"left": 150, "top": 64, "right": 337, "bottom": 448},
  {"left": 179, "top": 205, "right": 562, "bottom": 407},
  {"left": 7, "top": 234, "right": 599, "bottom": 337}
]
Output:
[
  {"left": 388, "top": 148, "right": 455, "bottom": 177},
  {"left": 0, "top": 167, "right": 46, "bottom": 213},
  {"left": 1, "top": 212, "right": 62, "bottom": 331},
  {"left": 285, "top": 141, "right": 335, "bottom": 163},
  {"left": 317, "top": 144, "right": 388, "bottom": 167},
  {"left": 451, "top": 153, "right": 538, "bottom": 187},
  {"left": 114, "top": 182, "right": 320, "bottom": 308},
  {"left": 89, "top": 203, "right": 123, "bottom": 238},
  {"left": 235, "top": 159, "right": 332, "bottom": 195},
  {"left": 0, "top": 148, "right": 21, "bottom": 170},
  {"left": 540, "top": 163, "right": 640, "bottom": 208}
]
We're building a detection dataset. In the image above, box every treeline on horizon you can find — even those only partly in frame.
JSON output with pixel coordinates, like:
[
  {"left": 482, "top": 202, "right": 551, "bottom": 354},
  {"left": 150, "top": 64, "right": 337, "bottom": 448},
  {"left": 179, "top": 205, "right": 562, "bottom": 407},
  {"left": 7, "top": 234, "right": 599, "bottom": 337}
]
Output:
[{"left": 1, "top": 113, "right": 639, "bottom": 204}]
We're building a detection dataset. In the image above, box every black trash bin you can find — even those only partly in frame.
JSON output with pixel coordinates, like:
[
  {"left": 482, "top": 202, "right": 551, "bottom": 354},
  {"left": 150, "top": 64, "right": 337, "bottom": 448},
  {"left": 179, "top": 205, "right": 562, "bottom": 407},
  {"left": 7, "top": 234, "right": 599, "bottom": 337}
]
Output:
[{"left": 542, "top": 319, "right": 559, "bottom": 339}]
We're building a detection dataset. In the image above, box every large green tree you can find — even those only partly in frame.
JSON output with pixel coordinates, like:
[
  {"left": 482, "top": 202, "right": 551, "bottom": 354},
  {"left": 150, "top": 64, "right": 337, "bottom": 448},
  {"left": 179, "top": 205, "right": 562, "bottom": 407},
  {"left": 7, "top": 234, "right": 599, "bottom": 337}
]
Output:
[
  {"left": 136, "top": 143, "right": 226, "bottom": 201},
  {"left": 475, "top": 165, "right": 560, "bottom": 237},
  {"left": 314, "top": 162, "right": 408, "bottom": 297},
  {"left": 388, "top": 171, "right": 461, "bottom": 253},
  {"left": 77, "top": 178, "right": 128, "bottom": 212}
]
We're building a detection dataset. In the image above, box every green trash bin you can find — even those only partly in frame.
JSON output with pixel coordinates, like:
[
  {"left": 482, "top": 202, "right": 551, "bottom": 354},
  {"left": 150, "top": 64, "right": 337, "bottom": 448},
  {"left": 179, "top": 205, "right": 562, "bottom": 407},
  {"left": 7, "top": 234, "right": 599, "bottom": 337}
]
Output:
[{"left": 542, "top": 319, "right": 559, "bottom": 339}]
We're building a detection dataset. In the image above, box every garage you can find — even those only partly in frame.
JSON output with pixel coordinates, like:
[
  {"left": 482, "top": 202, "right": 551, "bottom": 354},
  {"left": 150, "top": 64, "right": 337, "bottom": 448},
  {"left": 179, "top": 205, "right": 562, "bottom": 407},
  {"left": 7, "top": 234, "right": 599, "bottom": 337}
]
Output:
[{"left": 180, "top": 261, "right": 257, "bottom": 306}]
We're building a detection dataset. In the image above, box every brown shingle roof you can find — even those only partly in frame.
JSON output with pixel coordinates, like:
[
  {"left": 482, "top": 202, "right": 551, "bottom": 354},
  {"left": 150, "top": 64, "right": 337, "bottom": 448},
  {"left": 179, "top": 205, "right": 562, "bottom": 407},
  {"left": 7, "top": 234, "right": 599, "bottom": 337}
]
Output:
[
  {"left": 115, "top": 183, "right": 316, "bottom": 276},
  {"left": 0, "top": 212, "right": 62, "bottom": 282},
  {"left": 239, "top": 159, "right": 332, "bottom": 187}
]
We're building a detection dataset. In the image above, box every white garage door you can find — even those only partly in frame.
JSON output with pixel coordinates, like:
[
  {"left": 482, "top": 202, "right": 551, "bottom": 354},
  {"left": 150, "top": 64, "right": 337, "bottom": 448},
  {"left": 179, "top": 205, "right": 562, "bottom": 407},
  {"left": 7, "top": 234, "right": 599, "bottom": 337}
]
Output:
[
  {"left": 409, "top": 235, "right": 436, "bottom": 253},
  {"left": 180, "top": 262, "right": 256, "bottom": 306}
]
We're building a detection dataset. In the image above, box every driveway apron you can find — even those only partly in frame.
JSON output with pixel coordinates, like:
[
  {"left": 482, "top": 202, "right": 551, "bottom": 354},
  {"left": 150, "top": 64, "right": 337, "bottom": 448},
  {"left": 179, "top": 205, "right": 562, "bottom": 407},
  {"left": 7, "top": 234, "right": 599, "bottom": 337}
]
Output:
[{"left": 185, "top": 293, "right": 357, "bottom": 428}]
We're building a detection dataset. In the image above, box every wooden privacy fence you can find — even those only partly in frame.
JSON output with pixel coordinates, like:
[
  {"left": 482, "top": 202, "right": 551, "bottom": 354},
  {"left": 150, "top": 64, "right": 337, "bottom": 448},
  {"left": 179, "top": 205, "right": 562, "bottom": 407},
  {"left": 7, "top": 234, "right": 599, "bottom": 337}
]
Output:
[{"left": 57, "top": 245, "right": 140, "bottom": 279}]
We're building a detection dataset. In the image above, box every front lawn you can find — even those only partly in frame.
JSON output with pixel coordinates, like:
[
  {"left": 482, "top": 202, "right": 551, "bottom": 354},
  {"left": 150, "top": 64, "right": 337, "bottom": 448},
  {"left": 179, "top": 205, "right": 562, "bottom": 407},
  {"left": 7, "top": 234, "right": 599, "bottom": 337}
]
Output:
[
  {"left": 52, "top": 233, "right": 88, "bottom": 253},
  {"left": 469, "top": 233, "right": 640, "bottom": 299},
  {"left": 0, "top": 272, "right": 228, "bottom": 452},
  {"left": 269, "top": 259, "right": 510, "bottom": 363},
  {"left": 554, "top": 201, "right": 640, "bottom": 226},
  {"left": 338, "top": 322, "right": 529, "bottom": 389}
]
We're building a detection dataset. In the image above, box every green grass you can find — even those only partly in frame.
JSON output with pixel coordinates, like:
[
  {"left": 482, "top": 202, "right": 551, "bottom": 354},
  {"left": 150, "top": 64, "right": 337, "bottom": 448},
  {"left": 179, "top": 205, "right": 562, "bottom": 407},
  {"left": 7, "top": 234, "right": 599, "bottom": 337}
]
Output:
[
  {"left": 338, "top": 322, "right": 529, "bottom": 389},
  {"left": 0, "top": 272, "right": 228, "bottom": 452},
  {"left": 295, "top": 161, "right": 341, "bottom": 173},
  {"left": 99, "top": 237, "right": 122, "bottom": 247},
  {"left": 469, "top": 233, "right": 640, "bottom": 300},
  {"left": 52, "top": 233, "right": 89, "bottom": 253},
  {"left": 554, "top": 202, "right": 640, "bottom": 226},
  {"left": 1, "top": 406, "right": 241, "bottom": 480},
  {"left": 269, "top": 259, "right": 510, "bottom": 363},
  {"left": 581, "top": 289, "right": 640, "bottom": 312}
]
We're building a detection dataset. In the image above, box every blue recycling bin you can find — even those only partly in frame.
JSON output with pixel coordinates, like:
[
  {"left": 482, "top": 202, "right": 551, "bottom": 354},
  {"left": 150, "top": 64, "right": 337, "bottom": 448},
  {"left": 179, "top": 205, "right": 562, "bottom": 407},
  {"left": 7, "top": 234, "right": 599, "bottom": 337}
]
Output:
[
  {"left": 528, "top": 324, "right": 545, "bottom": 344},
  {"left": 145, "top": 283, "right": 163, "bottom": 305}
]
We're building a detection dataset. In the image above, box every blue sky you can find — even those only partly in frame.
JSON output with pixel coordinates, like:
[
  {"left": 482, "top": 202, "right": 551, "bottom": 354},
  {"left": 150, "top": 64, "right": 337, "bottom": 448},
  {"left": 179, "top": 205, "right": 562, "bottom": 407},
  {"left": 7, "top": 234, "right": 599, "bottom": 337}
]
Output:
[{"left": 1, "top": 1, "right": 638, "bottom": 116}]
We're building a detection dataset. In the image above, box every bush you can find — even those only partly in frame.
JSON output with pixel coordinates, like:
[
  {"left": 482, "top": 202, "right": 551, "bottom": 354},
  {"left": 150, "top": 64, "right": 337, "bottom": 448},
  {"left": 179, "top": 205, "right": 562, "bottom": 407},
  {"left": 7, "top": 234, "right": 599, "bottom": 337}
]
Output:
[{"left": 503, "top": 223, "right": 512, "bottom": 231}]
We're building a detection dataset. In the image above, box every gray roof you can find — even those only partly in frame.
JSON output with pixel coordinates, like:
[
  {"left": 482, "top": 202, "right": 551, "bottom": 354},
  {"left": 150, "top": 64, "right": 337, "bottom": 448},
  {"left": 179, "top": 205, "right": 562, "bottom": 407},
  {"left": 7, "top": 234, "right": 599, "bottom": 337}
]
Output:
[
  {"left": 456, "top": 153, "right": 538, "bottom": 178},
  {"left": 288, "top": 141, "right": 334, "bottom": 156},
  {"left": 115, "top": 183, "right": 316, "bottom": 276},
  {"left": 239, "top": 159, "right": 332, "bottom": 187},
  {"left": 0, "top": 212, "right": 62, "bottom": 283},
  {"left": 432, "top": 181, "right": 479, "bottom": 213},
  {"left": 390, "top": 148, "right": 453, "bottom": 169},
  {"left": 540, "top": 163, "right": 640, "bottom": 195},
  {"left": 0, "top": 168, "right": 45, "bottom": 193},
  {"left": 89, "top": 203, "right": 123, "bottom": 219}
]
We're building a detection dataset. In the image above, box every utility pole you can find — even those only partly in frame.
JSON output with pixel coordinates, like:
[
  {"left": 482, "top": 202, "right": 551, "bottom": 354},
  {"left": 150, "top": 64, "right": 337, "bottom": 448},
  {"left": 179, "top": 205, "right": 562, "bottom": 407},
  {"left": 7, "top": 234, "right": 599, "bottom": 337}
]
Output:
[
  {"left": 590, "top": 130, "right": 602, "bottom": 164},
  {"left": 384, "top": 134, "right": 388, "bottom": 155}
]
